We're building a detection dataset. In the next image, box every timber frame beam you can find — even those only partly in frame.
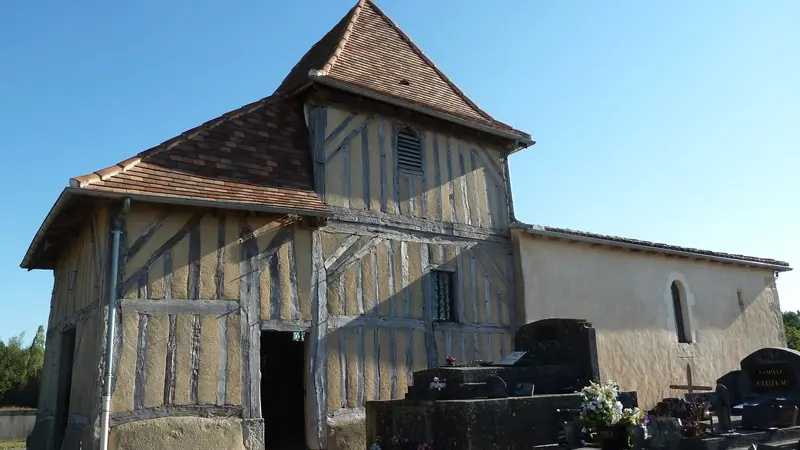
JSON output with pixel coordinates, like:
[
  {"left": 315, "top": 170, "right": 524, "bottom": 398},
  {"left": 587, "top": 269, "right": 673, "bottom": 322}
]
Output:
[{"left": 261, "top": 315, "right": 510, "bottom": 334}]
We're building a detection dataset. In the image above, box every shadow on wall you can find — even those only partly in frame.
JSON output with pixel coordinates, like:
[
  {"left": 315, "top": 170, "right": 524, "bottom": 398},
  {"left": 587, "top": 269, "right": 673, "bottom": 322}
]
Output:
[
  {"left": 318, "top": 235, "right": 515, "bottom": 411},
  {"left": 518, "top": 236, "right": 781, "bottom": 333},
  {"left": 112, "top": 200, "right": 514, "bottom": 424},
  {"left": 319, "top": 110, "right": 511, "bottom": 230}
]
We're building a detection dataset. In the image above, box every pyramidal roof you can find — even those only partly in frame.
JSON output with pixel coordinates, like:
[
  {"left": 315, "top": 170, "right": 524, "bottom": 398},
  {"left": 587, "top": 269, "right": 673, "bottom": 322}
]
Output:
[
  {"left": 276, "top": 0, "right": 531, "bottom": 141},
  {"left": 21, "top": 0, "right": 531, "bottom": 269}
]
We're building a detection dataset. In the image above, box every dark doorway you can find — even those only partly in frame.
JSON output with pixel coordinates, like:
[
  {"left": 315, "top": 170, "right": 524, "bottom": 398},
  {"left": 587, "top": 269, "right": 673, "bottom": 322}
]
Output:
[
  {"left": 261, "top": 330, "right": 307, "bottom": 449},
  {"left": 53, "top": 328, "right": 76, "bottom": 449}
]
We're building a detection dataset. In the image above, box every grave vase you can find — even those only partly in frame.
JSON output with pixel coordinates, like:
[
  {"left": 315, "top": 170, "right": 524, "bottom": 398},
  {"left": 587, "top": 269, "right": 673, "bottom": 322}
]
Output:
[
  {"left": 595, "top": 424, "right": 630, "bottom": 450},
  {"left": 627, "top": 424, "right": 646, "bottom": 450}
]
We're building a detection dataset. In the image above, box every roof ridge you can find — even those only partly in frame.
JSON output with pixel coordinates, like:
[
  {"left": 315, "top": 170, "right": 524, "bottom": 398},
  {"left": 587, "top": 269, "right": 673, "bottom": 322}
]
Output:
[
  {"left": 355, "top": 0, "right": 496, "bottom": 123},
  {"left": 318, "top": 0, "right": 366, "bottom": 76},
  {"left": 70, "top": 95, "right": 277, "bottom": 188},
  {"left": 512, "top": 222, "right": 791, "bottom": 269}
]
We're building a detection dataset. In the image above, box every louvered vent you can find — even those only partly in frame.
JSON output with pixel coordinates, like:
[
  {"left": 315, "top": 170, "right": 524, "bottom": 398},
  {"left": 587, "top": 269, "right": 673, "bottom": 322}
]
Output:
[{"left": 397, "top": 127, "right": 423, "bottom": 174}]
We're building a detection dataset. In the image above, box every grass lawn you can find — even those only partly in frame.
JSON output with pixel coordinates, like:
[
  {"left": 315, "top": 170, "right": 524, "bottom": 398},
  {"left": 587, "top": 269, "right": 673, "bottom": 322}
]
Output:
[
  {"left": 0, "top": 440, "right": 25, "bottom": 449},
  {"left": 0, "top": 406, "right": 34, "bottom": 411}
]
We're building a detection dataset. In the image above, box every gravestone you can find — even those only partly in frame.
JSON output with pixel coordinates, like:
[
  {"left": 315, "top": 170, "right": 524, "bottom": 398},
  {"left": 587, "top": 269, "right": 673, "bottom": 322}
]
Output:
[
  {"left": 739, "top": 347, "right": 800, "bottom": 429},
  {"left": 651, "top": 348, "right": 800, "bottom": 450},
  {"left": 366, "top": 318, "right": 631, "bottom": 449},
  {"left": 715, "top": 383, "right": 733, "bottom": 432},
  {"left": 512, "top": 318, "right": 601, "bottom": 392},
  {"left": 717, "top": 369, "right": 747, "bottom": 408}
]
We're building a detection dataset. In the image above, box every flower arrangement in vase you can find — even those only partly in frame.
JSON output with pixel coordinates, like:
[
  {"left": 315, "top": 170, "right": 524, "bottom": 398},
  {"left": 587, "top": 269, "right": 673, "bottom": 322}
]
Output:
[
  {"left": 445, "top": 356, "right": 456, "bottom": 366},
  {"left": 580, "top": 380, "right": 645, "bottom": 450}
]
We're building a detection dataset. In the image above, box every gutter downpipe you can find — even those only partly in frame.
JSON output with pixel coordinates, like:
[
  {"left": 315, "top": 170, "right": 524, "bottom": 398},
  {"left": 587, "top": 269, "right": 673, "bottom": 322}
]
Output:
[
  {"left": 503, "top": 140, "right": 519, "bottom": 223},
  {"left": 99, "top": 197, "right": 131, "bottom": 450}
]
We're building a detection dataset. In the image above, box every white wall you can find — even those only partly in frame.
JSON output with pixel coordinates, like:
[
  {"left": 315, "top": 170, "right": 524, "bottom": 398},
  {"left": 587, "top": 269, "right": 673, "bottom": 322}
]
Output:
[{"left": 512, "top": 231, "right": 786, "bottom": 407}]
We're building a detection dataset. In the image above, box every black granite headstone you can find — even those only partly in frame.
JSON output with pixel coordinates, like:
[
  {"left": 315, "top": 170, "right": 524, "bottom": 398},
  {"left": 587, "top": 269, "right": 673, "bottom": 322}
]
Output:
[
  {"left": 739, "top": 347, "right": 800, "bottom": 429},
  {"left": 741, "top": 348, "right": 800, "bottom": 397},
  {"left": 512, "top": 318, "right": 601, "bottom": 393},
  {"left": 717, "top": 370, "right": 747, "bottom": 407},
  {"left": 618, "top": 391, "right": 639, "bottom": 409}
]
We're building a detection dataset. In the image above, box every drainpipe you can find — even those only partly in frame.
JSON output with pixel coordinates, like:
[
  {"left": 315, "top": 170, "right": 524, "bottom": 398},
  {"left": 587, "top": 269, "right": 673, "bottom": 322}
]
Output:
[
  {"left": 99, "top": 197, "right": 131, "bottom": 450},
  {"left": 503, "top": 140, "right": 519, "bottom": 223}
]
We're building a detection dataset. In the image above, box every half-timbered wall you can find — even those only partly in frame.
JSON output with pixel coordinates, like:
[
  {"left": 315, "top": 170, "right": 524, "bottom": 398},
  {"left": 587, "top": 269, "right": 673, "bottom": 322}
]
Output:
[
  {"left": 317, "top": 226, "right": 514, "bottom": 417},
  {"left": 314, "top": 105, "right": 511, "bottom": 229},
  {"left": 38, "top": 208, "right": 110, "bottom": 446},
  {"left": 304, "top": 101, "right": 519, "bottom": 448},
  {"left": 109, "top": 204, "right": 312, "bottom": 426}
]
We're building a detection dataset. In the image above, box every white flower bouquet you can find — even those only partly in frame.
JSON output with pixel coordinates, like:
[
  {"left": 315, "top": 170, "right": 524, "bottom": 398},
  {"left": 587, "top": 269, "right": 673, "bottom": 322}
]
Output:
[{"left": 580, "top": 380, "right": 644, "bottom": 433}]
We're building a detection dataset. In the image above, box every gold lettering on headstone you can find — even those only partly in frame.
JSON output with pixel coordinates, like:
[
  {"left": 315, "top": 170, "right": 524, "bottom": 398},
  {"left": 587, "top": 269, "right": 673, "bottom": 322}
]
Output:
[
  {"left": 755, "top": 379, "right": 790, "bottom": 388},
  {"left": 758, "top": 368, "right": 784, "bottom": 376}
]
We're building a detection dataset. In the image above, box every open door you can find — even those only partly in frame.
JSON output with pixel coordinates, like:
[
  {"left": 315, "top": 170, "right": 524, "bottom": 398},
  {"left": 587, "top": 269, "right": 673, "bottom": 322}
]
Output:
[
  {"left": 53, "top": 328, "right": 76, "bottom": 449},
  {"left": 261, "top": 330, "right": 307, "bottom": 449}
]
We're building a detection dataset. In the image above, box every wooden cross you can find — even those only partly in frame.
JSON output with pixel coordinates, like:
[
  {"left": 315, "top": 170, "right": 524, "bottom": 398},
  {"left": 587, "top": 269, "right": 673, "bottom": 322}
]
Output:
[{"left": 669, "top": 363, "right": 713, "bottom": 394}]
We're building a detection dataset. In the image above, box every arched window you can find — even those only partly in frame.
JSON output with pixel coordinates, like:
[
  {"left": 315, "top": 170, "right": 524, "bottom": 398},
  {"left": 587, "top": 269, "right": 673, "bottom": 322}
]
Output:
[
  {"left": 396, "top": 126, "right": 423, "bottom": 175},
  {"left": 671, "top": 281, "right": 691, "bottom": 343}
]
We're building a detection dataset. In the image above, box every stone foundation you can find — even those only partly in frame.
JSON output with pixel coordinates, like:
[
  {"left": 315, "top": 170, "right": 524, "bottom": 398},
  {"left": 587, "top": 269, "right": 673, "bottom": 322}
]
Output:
[
  {"left": 109, "top": 417, "right": 247, "bottom": 450},
  {"left": 327, "top": 419, "right": 367, "bottom": 450}
]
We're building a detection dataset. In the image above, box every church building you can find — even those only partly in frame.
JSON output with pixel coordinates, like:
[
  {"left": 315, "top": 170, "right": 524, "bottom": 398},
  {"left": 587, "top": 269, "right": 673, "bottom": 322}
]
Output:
[
  {"left": 21, "top": 1, "right": 529, "bottom": 449},
  {"left": 20, "top": 0, "right": 791, "bottom": 449},
  {"left": 511, "top": 224, "right": 791, "bottom": 407}
]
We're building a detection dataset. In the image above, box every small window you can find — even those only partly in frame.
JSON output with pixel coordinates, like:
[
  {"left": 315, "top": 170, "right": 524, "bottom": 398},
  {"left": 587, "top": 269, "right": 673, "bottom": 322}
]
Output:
[
  {"left": 736, "top": 289, "right": 745, "bottom": 312},
  {"left": 396, "top": 127, "right": 423, "bottom": 174},
  {"left": 432, "top": 270, "right": 456, "bottom": 322},
  {"left": 671, "top": 281, "right": 690, "bottom": 343}
]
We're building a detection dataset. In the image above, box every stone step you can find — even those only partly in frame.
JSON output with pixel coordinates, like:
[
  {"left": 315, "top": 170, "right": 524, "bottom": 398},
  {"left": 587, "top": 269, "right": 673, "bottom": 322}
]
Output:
[{"left": 697, "top": 426, "right": 800, "bottom": 450}]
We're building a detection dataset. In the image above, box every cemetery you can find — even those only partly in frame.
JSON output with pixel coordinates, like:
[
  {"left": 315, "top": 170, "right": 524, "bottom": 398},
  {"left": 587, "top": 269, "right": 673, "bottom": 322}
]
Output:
[{"left": 364, "top": 319, "right": 800, "bottom": 450}]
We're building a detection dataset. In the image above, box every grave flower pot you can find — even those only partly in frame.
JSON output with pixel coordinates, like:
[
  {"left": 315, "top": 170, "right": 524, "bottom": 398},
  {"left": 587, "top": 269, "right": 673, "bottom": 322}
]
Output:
[{"left": 595, "top": 424, "right": 630, "bottom": 450}]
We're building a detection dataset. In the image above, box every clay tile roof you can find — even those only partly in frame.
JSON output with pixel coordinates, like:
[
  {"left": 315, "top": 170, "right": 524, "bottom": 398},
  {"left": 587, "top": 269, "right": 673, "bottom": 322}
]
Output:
[
  {"left": 513, "top": 223, "right": 792, "bottom": 270},
  {"left": 275, "top": 0, "right": 531, "bottom": 141},
  {"left": 69, "top": 95, "right": 329, "bottom": 215}
]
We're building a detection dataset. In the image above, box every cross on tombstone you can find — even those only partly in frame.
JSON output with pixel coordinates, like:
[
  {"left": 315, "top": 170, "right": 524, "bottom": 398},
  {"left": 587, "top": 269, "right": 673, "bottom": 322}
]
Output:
[{"left": 669, "top": 363, "right": 713, "bottom": 395}]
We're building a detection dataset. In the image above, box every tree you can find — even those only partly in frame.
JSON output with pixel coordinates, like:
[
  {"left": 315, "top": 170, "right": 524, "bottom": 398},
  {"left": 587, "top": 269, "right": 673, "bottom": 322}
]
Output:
[
  {"left": 26, "top": 326, "right": 45, "bottom": 379},
  {"left": 0, "top": 326, "right": 46, "bottom": 407},
  {"left": 784, "top": 311, "right": 800, "bottom": 351}
]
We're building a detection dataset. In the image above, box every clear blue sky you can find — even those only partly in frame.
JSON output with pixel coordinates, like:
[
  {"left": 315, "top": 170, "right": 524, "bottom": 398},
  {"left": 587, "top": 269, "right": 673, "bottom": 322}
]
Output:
[{"left": 1, "top": 0, "right": 798, "bottom": 343}]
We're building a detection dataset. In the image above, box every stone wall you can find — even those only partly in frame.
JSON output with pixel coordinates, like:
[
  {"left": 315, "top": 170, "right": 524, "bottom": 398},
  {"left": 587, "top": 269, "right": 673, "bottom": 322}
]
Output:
[{"left": 0, "top": 410, "right": 35, "bottom": 442}]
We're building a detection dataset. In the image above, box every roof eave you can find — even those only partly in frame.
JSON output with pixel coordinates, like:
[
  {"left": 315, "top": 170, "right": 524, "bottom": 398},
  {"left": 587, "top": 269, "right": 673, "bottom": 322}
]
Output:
[
  {"left": 22, "top": 187, "right": 334, "bottom": 270},
  {"left": 511, "top": 223, "right": 793, "bottom": 273},
  {"left": 21, "top": 188, "right": 76, "bottom": 270},
  {"left": 307, "top": 75, "right": 535, "bottom": 151},
  {"left": 70, "top": 188, "right": 333, "bottom": 219}
]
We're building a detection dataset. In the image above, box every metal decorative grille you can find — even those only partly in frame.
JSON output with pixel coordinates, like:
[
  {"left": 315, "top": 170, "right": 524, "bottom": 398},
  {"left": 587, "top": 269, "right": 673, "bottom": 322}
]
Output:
[{"left": 432, "top": 270, "right": 456, "bottom": 322}]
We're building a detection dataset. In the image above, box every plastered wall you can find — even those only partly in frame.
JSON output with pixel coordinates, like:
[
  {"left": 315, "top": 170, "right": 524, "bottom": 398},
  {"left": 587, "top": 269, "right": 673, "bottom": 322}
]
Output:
[
  {"left": 321, "top": 106, "right": 510, "bottom": 229},
  {"left": 513, "top": 232, "right": 785, "bottom": 407}
]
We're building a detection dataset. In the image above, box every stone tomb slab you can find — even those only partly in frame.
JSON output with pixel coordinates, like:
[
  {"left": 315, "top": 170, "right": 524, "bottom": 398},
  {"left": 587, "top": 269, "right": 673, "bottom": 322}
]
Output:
[
  {"left": 671, "top": 425, "right": 800, "bottom": 450},
  {"left": 366, "top": 393, "right": 583, "bottom": 449}
]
